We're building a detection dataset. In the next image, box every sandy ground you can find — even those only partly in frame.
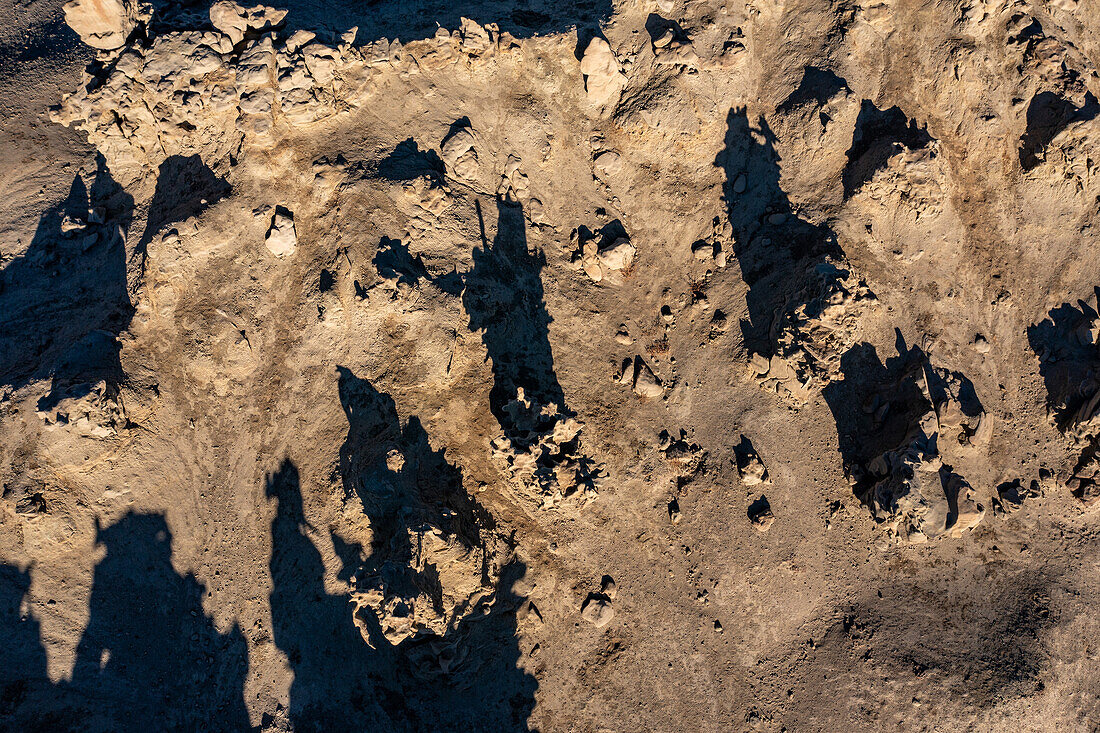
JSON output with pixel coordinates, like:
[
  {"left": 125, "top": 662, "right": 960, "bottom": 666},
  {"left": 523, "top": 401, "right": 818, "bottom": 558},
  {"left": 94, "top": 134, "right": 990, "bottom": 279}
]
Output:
[{"left": 3, "top": 0, "right": 1100, "bottom": 730}]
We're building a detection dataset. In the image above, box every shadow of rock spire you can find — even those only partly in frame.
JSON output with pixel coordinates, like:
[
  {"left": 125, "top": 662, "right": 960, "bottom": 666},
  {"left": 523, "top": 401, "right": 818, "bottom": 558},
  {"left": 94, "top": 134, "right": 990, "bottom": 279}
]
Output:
[
  {"left": 714, "top": 107, "right": 845, "bottom": 356},
  {"left": 266, "top": 370, "right": 536, "bottom": 729},
  {"left": 714, "top": 108, "right": 874, "bottom": 405},
  {"left": 463, "top": 196, "right": 568, "bottom": 439},
  {"left": 459, "top": 197, "right": 600, "bottom": 505},
  {"left": 266, "top": 460, "right": 393, "bottom": 730},
  {"left": 1, "top": 515, "right": 252, "bottom": 732},
  {"left": 267, "top": 453, "right": 536, "bottom": 730},
  {"left": 133, "top": 154, "right": 230, "bottom": 276},
  {"left": 0, "top": 563, "right": 52, "bottom": 731},
  {"left": 67, "top": 512, "right": 251, "bottom": 731},
  {"left": 0, "top": 153, "right": 133, "bottom": 397}
]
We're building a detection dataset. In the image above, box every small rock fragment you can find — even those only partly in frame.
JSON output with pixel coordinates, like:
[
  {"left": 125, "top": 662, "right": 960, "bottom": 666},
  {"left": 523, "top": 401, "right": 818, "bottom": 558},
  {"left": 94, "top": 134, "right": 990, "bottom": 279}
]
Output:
[
  {"left": 692, "top": 240, "right": 715, "bottom": 260},
  {"left": 651, "top": 25, "right": 699, "bottom": 69},
  {"left": 583, "top": 258, "right": 604, "bottom": 282},
  {"left": 597, "top": 238, "right": 635, "bottom": 271},
  {"left": 748, "top": 495, "right": 774, "bottom": 532},
  {"left": 581, "top": 593, "right": 614, "bottom": 627},
  {"left": 594, "top": 150, "right": 622, "bottom": 176},
  {"left": 632, "top": 357, "right": 664, "bottom": 398},
  {"left": 734, "top": 436, "right": 768, "bottom": 485},
  {"left": 265, "top": 207, "right": 297, "bottom": 257},
  {"left": 441, "top": 126, "right": 479, "bottom": 180},
  {"left": 600, "top": 575, "right": 617, "bottom": 599},
  {"left": 944, "top": 472, "right": 985, "bottom": 538}
]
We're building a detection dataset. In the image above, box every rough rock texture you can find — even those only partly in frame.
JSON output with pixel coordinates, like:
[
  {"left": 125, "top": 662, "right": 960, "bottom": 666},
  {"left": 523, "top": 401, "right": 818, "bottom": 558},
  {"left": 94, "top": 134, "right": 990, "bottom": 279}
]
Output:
[
  {"left": 61, "top": 0, "right": 148, "bottom": 50},
  {"left": 4, "top": 0, "right": 1100, "bottom": 730}
]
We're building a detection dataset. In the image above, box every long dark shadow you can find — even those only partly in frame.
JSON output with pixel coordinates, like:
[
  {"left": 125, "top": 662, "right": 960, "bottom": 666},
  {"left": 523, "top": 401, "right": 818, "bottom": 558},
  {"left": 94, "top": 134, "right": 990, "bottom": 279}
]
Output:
[
  {"left": 267, "top": 460, "right": 393, "bottom": 730},
  {"left": 133, "top": 154, "right": 230, "bottom": 275},
  {"left": 1027, "top": 290, "right": 1100, "bottom": 430},
  {"left": 68, "top": 512, "right": 251, "bottom": 731},
  {"left": 822, "top": 337, "right": 932, "bottom": 501},
  {"left": 713, "top": 107, "right": 842, "bottom": 355},
  {"left": 463, "top": 196, "right": 569, "bottom": 439},
  {"left": 145, "top": 0, "right": 612, "bottom": 44},
  {"left": 267, "top": 369, "right": 535, "bottom": 730},
  {"left": 0, "top": 154, "right": 133, "bottom": 397},
  {"left": 0, "top": 563, "right": 53, "bottom": 732},
  {"left": 0, "top": 514, "right": 251, "bottom": 731}
]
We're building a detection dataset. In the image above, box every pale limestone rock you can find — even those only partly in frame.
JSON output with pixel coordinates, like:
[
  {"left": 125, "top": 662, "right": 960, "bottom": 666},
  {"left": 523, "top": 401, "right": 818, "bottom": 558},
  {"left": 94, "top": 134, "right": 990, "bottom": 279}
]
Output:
[
  {"left": 285, "top": 29, "right": 315, "bottom": 53},
  {"left": 581, "top": 594, "right": 614, "bottom": 627},
  {"left": 38, "top": 380, "right": 127, "bottom": 438},
  {"left": 575, "top": 231, "right": 634, "bottom": 284},
  {"left": 63, "top": 0, "right": 145, "bottom": 50},
  {"left": 594, "top": 150, "right": 622, "bottom": 176},
  {"left": 654, "top": 37, "right": 700, "bottom": 69},
  {"left": 265, "top": 209, "right": 297, "bottom": 256},
  {"left": 739, "top": 456, "right": 768, "bottom": 486},
  {"left": 692, "top": 240, "right": 715, "bottom": 260},
  {"left": 441, "top": 128, "right": 478, "bottom": 180},
  {"left": 208, "top": 0, "right": 287, "bottom": 46},
  {"left": 459, "top": 17, "right": 491, "bottom": 55},
  {"left": 633, "top": 358, "right": 664, "bottom": 398},
  {"left": 579, "top": 37, "right": 627, "bottom": 110},
  {"left": 748, "top": 497, "right": 774, "bottom": 532},
  {"left": 751, "top": 261, "right": 875, "bottom": 405},
  {"left": 597, "top": 238, "right": 635, "bottom": 271},
  {"left": 852, "top": 361, "right": 988, "bottom": 544},
  {"left": 489, "top": 389, "right": 601, "bottom": 509},
  {"left": 302, "top": 43, "right": 338, "bottom": 85}
]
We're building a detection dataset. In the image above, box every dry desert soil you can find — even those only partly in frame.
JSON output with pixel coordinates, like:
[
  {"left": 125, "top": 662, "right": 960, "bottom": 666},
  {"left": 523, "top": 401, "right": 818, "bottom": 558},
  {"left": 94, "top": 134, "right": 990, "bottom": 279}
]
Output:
[{"left": 3, "top": 0, "right": 1100, "bottom": 730}]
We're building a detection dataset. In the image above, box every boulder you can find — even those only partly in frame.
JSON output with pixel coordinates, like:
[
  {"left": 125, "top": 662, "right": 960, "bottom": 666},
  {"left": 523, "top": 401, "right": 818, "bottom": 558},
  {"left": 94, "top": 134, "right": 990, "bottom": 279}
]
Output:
[
  {"left": 579, "top": 37, "right": 627, "bottom": 110},
  {"left": 62, "top": 0, "right": 144, "bottom": 50},
  {"left": 581, "top": 593, "right": 614, "bottom": 627},
  {"left": 265, "top": 208, "right": 297, "bottom": 257}
]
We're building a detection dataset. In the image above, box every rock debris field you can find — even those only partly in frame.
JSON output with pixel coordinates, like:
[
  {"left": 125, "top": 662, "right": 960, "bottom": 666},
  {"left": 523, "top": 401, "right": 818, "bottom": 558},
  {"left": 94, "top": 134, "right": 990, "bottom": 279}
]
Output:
[{"left": 3, "top": 0, "right": 1100, "bottom": 729}]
